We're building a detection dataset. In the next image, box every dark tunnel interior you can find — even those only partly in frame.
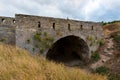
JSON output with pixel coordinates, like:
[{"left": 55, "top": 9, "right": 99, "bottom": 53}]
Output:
[{"left": 46, "top": 35, "right": 90, "bottom": 64}]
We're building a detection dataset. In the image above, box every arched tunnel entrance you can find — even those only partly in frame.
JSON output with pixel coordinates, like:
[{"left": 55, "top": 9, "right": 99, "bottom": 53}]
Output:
[{"left": 46, "top": 35, "right": 90, "bottom": 65}]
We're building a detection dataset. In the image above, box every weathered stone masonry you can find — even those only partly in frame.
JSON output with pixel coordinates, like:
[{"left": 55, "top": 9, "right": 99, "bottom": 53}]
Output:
[
  {"left": 0, "top": 14, "right": 103, "bottom": 62},
  {"left": 0, "top": 16, "right": 15, "bottom": 45}
]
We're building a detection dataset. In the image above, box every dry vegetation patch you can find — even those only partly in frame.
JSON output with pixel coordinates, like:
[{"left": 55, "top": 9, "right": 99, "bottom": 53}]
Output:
[{"left": 0, "top": 44, "right": 107, "bottom": 80}]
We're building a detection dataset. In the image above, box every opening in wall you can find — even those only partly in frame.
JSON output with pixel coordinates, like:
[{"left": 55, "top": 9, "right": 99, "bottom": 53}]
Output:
[
  {"left": 68, "top": 24, "right": 71, "bottom": 31},
  {"left": 13, "top": 20, "right": 16, "bottom": 23},
  {"left": 46, "top": 35, "right": 90, "bottom": 64},
  {"left": 53, "top": 23, "right": 55, "bottom": 30},
  {"left": 38, "top": 22, "right": 41, "bottom": 28},
  {"left": 91, "top": 26, "right": 93, "bottom": 30},
  {"left": 2, "top": 19, "right": 5, "bottom": 23},
  {"left": 80, "top": 25, "right": 83, "bottom": 30}
]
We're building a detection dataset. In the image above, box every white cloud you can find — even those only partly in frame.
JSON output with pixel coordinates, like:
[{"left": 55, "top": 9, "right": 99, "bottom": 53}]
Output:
[
  {"left": 82, "top": 0, "right": 102, "bottom": 20},
  {"left": 0, "top": 0, "right": 120, "bottom": 21}
]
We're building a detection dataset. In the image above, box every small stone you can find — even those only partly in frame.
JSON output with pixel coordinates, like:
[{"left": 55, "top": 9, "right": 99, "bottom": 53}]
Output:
[
  {"left": 107, "top": 52, "right": 113, "bottom": 55},
  {"left": 104, "top": 49, "right": 108, "bottom": 53},
  {"left": 102, "top": 59, "right": 107, "bottom": 63}
]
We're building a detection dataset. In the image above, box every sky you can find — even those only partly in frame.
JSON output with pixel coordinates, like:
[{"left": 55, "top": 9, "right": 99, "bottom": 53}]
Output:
[{"left": 0, "top": 0, "right": 120, "bottom": 22}]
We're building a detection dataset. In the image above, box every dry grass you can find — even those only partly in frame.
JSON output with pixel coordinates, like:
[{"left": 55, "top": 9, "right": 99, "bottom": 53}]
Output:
[
  {"left": 0, "top": 43, "right": 107, "bottom": 80},
  {"left": 103, "top": 22, "right": 120, "bottom": 36}
]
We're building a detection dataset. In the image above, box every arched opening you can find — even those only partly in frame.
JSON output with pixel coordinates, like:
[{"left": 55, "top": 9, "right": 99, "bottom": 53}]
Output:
[
  {"left": 80, "top": 25, "right": 83, "bottom": 30},
  {"left": 68, "top": 24, "right": 71, "bottom": 31},
  {"left": 53, "top": 23, "right": 55, "bottom": 30},
  {"left": 38, "top": 22, "right": 41, "bottom": 28},
  {"left": 91, "top": 26, "right": 94, "bottom": 30},
  {"left": 13, "top": 20, "right": 16, "bottom": 23},
  {"left": 2, "top": 19, "right": 5, "bottom": 23},
  {"left": 46, "top": 35, "right": 90, "bottom": 65}
]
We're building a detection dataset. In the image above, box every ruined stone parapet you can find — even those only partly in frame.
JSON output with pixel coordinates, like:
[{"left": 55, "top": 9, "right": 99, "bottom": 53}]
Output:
[
  {"left": 15, "top": 14, "right": 103, "bottom": 56},
  {"left": 0, "top": 16, "right": 16, "bottom": 44}
]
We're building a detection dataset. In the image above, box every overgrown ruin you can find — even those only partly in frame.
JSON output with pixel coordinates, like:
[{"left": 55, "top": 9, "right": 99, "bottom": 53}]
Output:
[{"left": 0, "top": 14, "right": 103, "bottom": 64}]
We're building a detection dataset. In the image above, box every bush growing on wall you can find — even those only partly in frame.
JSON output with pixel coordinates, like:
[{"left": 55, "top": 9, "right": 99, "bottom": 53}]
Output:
[
  {"left": 86, "top": 35, "right": 95, "bottom": 42},
  {"left": 98, "top": 39, "right": 105, "bottom": 46},
  {"left": 26, "top": 39, "right": 30, "bottom": 44},
  {"left": 86, "top": 35, "right": 97, "bottom": 46},
  {"left": 33, "top": 32, "right": 54, "bottom": 54}
]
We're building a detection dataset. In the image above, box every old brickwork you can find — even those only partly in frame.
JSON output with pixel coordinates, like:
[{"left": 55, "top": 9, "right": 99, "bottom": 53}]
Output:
[
  {"left": 0, "top": 16, "right": 15, "bottom": 45},
  {"left": 0, "top": 14, "right": 103, "bottom": 59}
]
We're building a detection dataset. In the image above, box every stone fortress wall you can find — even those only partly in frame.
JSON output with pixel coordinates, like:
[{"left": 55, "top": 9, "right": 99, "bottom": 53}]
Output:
[
  {"left": 0, "top": 14, "right": 103, "bottom": 57},
  {"left": 0, "top": 16, "right": 16, "bottom": 45}
]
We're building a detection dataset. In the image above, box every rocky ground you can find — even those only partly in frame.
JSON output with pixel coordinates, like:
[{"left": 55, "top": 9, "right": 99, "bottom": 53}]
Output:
[{"left": 89, "top": 22, "right": 120, "bottom": 79}]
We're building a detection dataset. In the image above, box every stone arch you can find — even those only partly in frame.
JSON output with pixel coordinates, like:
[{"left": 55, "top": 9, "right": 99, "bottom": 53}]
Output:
[{"left": 46, "top": 35, "right": 90, "bottom": 65}]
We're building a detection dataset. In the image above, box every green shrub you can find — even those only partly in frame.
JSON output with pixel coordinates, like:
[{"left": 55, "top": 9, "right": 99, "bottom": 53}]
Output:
[
  {"left": 43, "top": 32, "right": 47, "bottom": 36},
  {"left": 91, "top": 52, "right": 100, "bottom": 62},
  {"left": 40, "top": 48, "right": 44, "bottom": 54},
  {"left": 101, "top": 21, "right": 107, "bottom": 25},
  {"left": 0, "top": 38, "right": 5, "bottom": 42},
  {"left": 90, "top": 42, "right": 94, "bottom": 46},
  {"left": 95, "top": 66, "right": 108, "bottom": 75},
  {"left": 33, "top": 32, "right": 55, "bottom": 55},
  {"left": 27, "top": 39, "right": 30, "bottom": 44},
  {"left": 35, "top": 44, "right": 39, "bottom": 48},
  {"left": 86, "top": 35, "right": 95, "bottom": 42},
  {"left": 46, "top": 37, "right": 54, "bottom": 43},
  {"left": 34, "top": 33, "right": 41, "bottom": 42},
  {"left": 32, "top": 48, "right": 35, "bottom": 51},
  {"left": 86, "top": 35, "right": 96, "bottom": 46},
  {"left": 108, "top": 74, "right": 120, "bottom": 80},
  {"left": 45, "top": 43, "right": 51, "bottom": 48},
  {"left": 113, "top": 35, "right": 120, "bottom": 42},
  {"left": 98, "top": 39, "right": 105, "bottom": 46},
  {"left": 101, "top": 20, "right": 120, "bottom": 25}
]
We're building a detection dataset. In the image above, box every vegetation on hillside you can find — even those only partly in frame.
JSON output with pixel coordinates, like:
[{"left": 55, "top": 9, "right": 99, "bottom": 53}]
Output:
[
  {"left": 112, "top": 35, "right": 120, "bottom": 42},
  {"left": 91, "top": 52, "right": 100, "bottom": 62},
  {"left": 0, "top": 44, "right": 107, "bottom": 80},
  {"left": 102, "top": 20, "right": 120, "bottom": 25},
  {"left": 99, "top": 21, "right": 120, "bottom": 80}
]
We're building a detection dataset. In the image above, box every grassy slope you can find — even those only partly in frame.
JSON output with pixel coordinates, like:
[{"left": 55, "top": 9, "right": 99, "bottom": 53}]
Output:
[
  {"left": 103, "top": 22, "right": 120, "bottom": 36},
  {"left": 0, "top": 44, "right": 107, "bottom": 80}
]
